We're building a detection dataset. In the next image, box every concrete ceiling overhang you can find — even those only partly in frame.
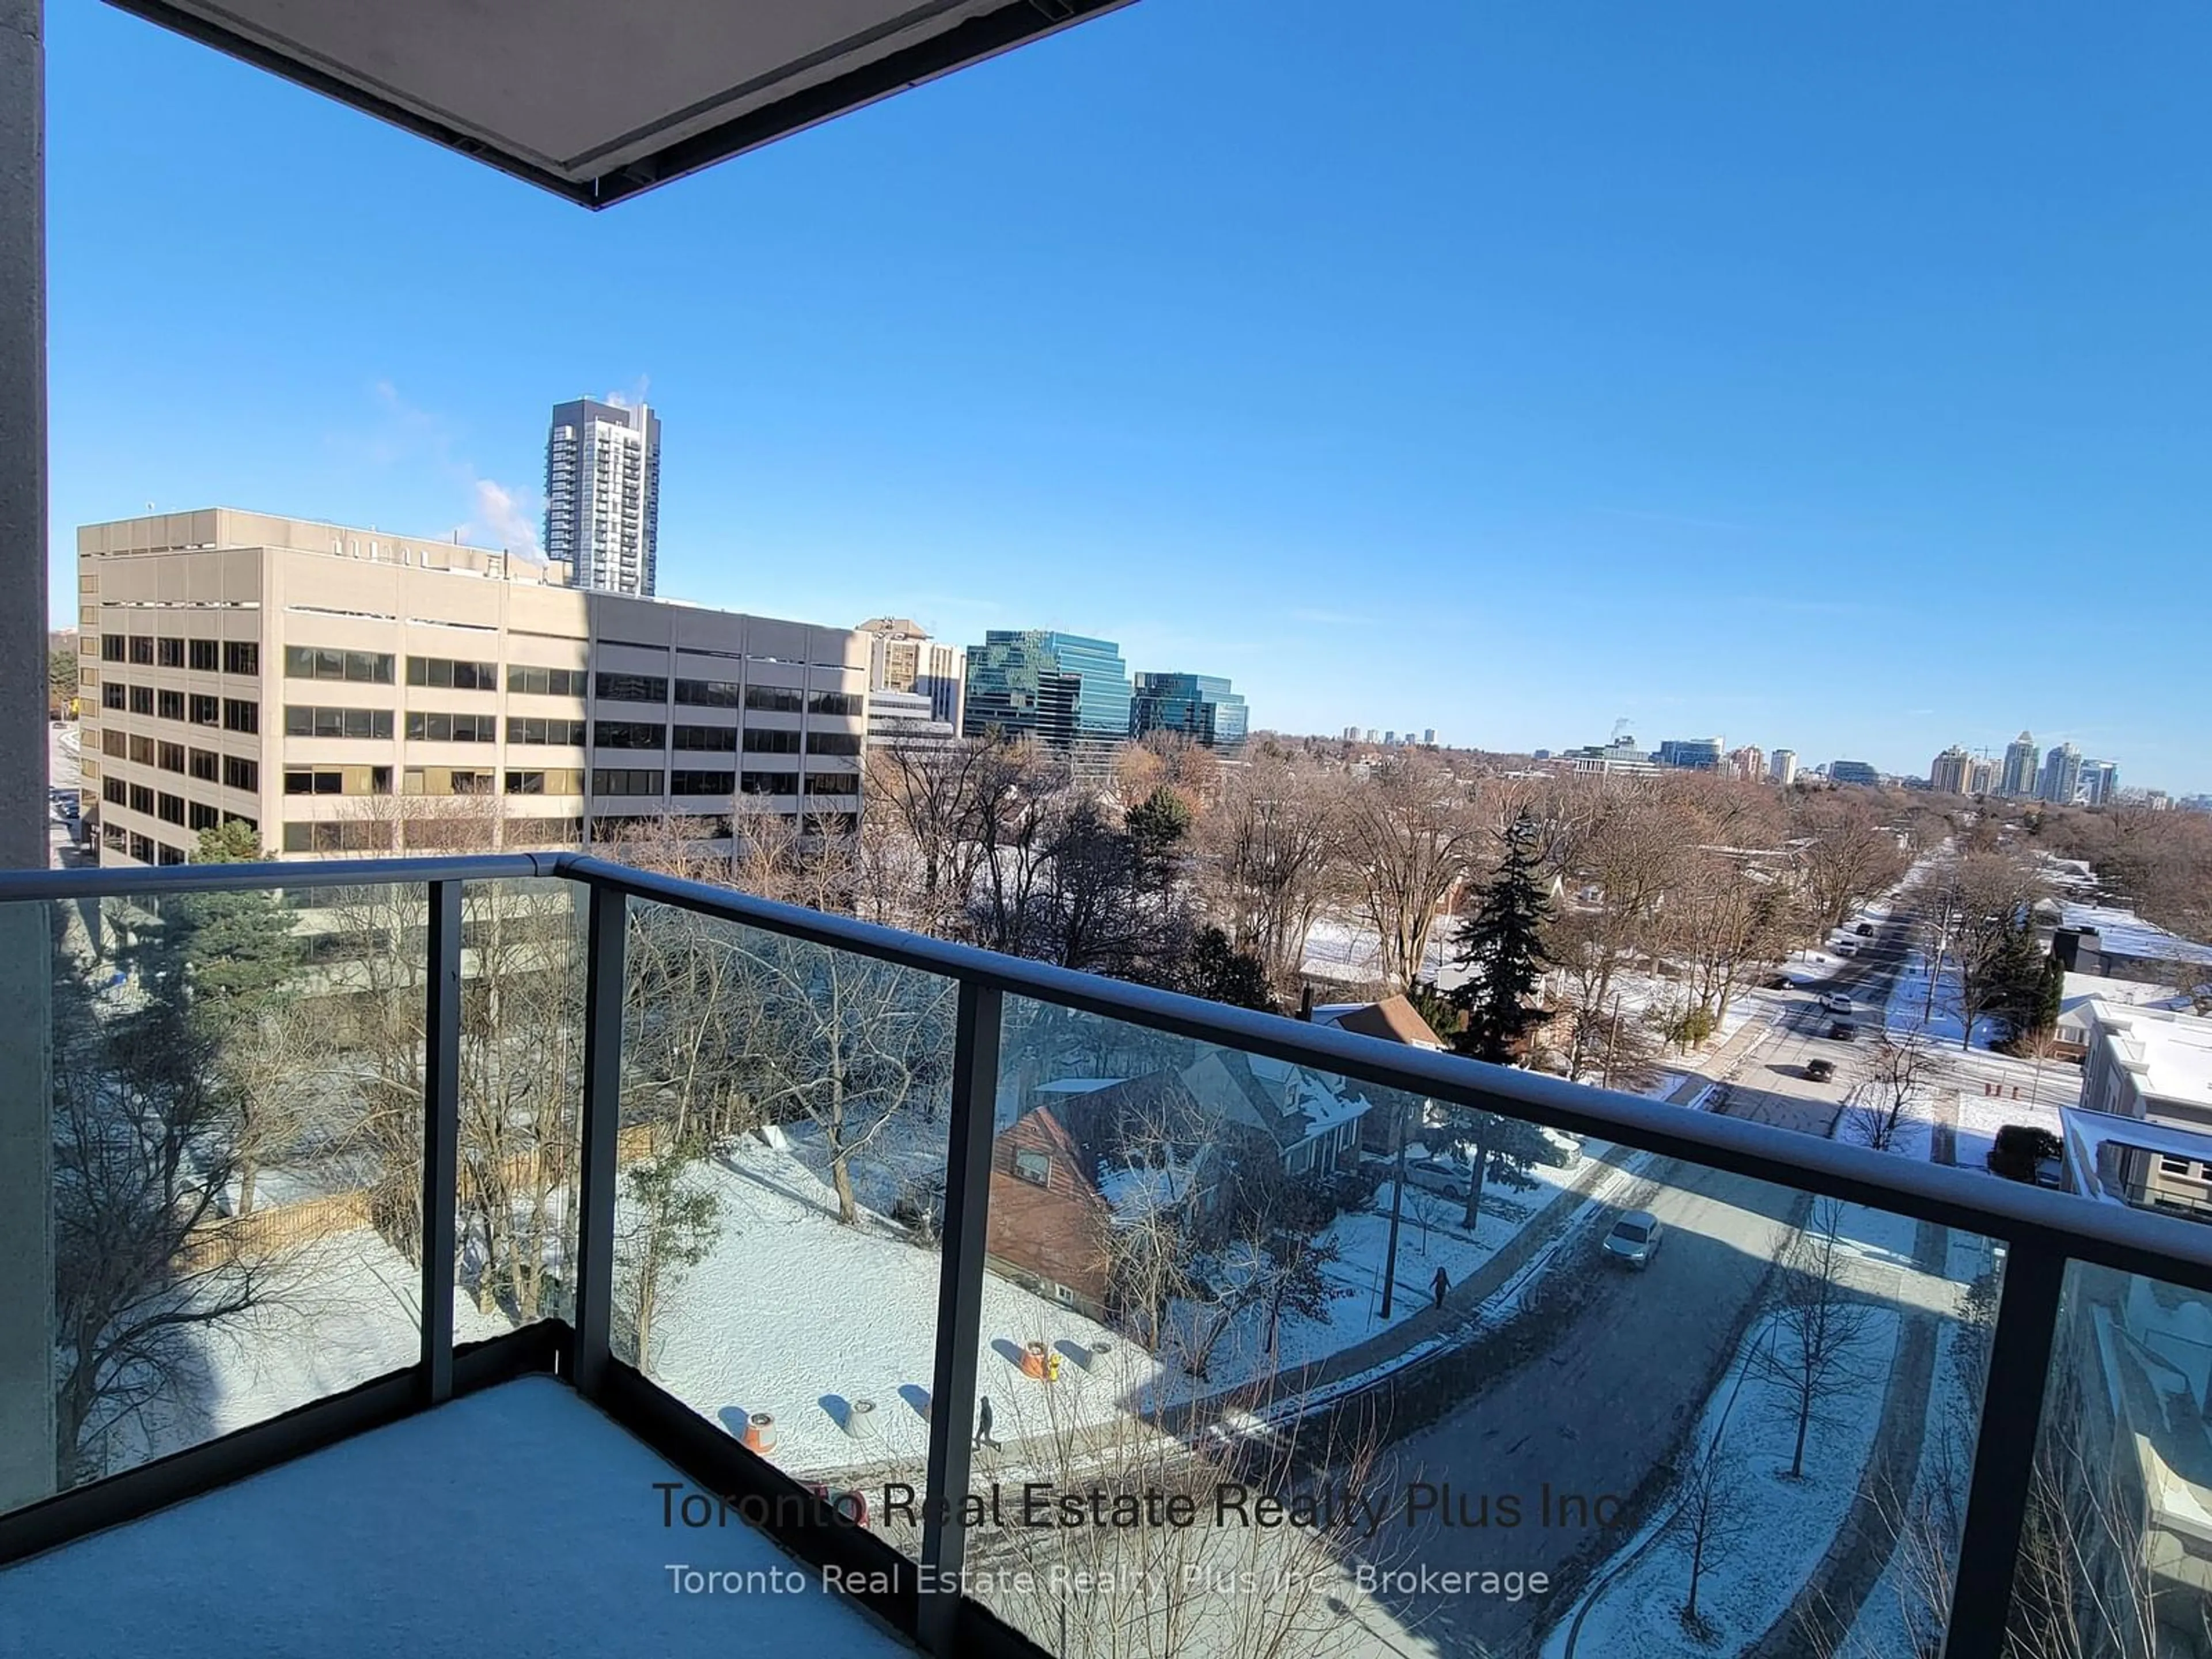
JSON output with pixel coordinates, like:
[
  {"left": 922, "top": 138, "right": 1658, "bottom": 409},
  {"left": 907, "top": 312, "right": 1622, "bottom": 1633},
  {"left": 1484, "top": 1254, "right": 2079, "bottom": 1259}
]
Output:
[{"left": 108, "top": 0, "right": 1132, "bottom": 207}]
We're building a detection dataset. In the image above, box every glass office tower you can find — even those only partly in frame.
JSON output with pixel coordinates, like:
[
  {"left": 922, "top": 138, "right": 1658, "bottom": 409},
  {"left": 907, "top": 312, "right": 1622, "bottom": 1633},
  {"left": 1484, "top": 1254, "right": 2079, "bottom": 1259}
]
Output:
[
  {"left": 1129, "top": 672, "right": 1248, "bottom": 749},
  {"left": 963, "top": 632, "right": 1133, "bottom": 772}
]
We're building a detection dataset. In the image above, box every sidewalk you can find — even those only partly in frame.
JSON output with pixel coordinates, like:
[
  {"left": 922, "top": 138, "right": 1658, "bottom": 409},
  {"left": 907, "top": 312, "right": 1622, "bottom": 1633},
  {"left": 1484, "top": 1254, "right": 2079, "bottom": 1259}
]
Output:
[{"left": 1747, "top": 1093, "right": 1959, "bottom": 1656}]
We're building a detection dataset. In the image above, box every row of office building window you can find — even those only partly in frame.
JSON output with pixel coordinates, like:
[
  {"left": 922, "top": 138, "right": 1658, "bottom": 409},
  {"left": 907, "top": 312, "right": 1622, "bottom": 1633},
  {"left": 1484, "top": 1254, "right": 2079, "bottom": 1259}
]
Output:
[
  {"left": 272, "top": 651, "right": 862, "bottom": 714},
  {"left": 281, "top": 767, "right": 590, "bottom": 797},
  {"left": 587, "top": 769, "right": 860, "bottom": 797},
  {"left": 104, "top": 779, "right": 260, "bottom": 827},
  {"left": 281, "top": 650, "right": 589, "bottom": 695},
  {"left": 273, "top": 706, "right": 863, "bottom": 753},
  {"left": 600, "top": 673, "right": 863, "bottom": 717},
  {"left": 102, "top": 749, "right": 257, "bottom": 791},
  {"left": 97, "top": 685, "right": 259, "bottom": 730},
  {"left": 99, "top": 634, "right": 260, "bottom": 675}
]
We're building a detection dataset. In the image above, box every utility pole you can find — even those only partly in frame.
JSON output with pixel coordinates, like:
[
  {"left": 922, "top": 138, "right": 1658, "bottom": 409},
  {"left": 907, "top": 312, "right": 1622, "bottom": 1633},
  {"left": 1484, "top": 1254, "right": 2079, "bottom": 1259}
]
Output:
[{"left": 1379, "top": 1095, "right": 1410, "bottom": 1319}]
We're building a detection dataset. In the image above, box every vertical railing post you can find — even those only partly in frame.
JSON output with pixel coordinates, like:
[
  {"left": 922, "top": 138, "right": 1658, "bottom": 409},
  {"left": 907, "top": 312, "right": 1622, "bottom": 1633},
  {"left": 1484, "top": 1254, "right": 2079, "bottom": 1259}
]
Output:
[
  {"left": 1941, "top": 1237, "right": 2067, "bottom": 1659},
  {"left": 919, "top": 980, "right": 1002, "bottom": 1654},
  {"left": 419, "top": 879, "right": 463, "bottom": 1407},
  {"left": 570, "top": 880, "right": 627, "bottom": 1400}
]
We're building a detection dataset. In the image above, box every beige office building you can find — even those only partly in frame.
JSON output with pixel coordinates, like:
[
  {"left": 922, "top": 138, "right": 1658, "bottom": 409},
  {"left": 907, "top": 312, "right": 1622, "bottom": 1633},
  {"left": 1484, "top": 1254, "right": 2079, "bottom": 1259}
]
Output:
[
  {"left": 856, "top": 616, "right": 966, "bottom": 730},
  {"left": 76, "top": 509, "right": 867, "bottom": 866}
]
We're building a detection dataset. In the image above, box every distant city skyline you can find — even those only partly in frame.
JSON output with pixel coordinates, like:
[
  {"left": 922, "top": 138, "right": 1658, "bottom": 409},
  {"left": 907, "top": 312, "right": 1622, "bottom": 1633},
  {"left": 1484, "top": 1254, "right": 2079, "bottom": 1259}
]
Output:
[{"left": 40, "top": 1, "right": 2212, "bottom": 793}]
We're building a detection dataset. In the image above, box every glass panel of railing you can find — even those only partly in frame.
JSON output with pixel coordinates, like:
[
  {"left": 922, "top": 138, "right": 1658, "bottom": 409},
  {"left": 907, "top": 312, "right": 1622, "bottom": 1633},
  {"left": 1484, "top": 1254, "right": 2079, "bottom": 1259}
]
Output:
[
  {"left": 451, "top": 877, "right": 585, "bottom": 1337},
  {"left": 961, "top": 998, "right": 1998, "bottom": 1659},
  {"left": 10, "top": 880, "right": 429, "bottom": 1503},
  {"left": 615, "top": 896, "right": 955, "bottom": 1531},
  {"left": 1998, "top": 1259, "right": 2212, "bottom": 1659}
]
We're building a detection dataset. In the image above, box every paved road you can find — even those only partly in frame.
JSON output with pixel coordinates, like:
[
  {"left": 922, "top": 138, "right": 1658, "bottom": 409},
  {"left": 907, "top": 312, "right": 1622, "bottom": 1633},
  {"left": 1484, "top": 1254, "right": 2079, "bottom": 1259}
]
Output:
[
  {"left": 50, "top": 720, "right": 92, "bottom": 869},
  {"left": 1344, "top": 910, "right": 1929, "bottom": 1656},
  {"left": 1351, "top": 1156, "right": 1800, "bottom": 1656}
]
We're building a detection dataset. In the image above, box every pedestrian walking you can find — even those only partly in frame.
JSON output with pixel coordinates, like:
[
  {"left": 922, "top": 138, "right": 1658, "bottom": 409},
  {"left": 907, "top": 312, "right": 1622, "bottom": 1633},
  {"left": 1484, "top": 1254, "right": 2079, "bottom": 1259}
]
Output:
[
  {"left": 1431, "top": 1266, "right": 1449, "bottom": 1310},
  {"left": 974, "top": 1395, "right": 998, "bottom": 1450}
]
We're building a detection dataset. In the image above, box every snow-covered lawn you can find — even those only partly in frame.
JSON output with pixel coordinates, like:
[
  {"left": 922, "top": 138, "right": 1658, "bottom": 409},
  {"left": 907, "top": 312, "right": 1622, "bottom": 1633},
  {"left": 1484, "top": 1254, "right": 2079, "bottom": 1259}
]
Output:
[
  {"left": 637, "top": 1132, "right": 1142, "bottom": 1476},
  {"left": 1301, "top": 913, "right": 1460, "bottom": 989},
  {"left": 1179, "top": 1149, "right": 1592, "bottom": 1385},
  {"left": 126, "top": 1227, "right": 514, "bottom": 1473},
  {"left": 1883, "top": 950, "right": 2007, "bottom": 1050}
]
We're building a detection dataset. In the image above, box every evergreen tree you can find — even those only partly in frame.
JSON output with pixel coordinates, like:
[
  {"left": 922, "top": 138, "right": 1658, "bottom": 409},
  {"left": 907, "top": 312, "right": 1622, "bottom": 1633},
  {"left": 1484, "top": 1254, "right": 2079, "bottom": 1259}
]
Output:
[
  {"left": 1405, "top": 978, "right": 1463, "bottom": 1044},
  {"left": 175, "top": 821, "right": 301, "bottom": 1032},
  {"left": 1988, "top": 921, "right": 2050, "bottom": 1040},
  {"left": 1175, "top": 926, "right": 1276, "bottom": 1013},
  {"left": 1448, "top": 809, "right": 1554, "bottom": 1065},
  {"left": 1438, "top": 811, "right": 1560, "bottom": 1226}
]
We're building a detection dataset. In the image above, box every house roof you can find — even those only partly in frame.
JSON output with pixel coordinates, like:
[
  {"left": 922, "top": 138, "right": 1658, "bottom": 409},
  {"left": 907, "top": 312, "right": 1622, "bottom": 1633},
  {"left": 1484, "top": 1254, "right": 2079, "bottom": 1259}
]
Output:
[
  {"left": 1314, "top": 994, "right": 1447, "bottom": 1050},
  {"left": 116, "top": 0, "right": 1131, "bottom": 209},
  {"left": 1177, "top": 1050, "right": 1371, "bottom": 1151}
]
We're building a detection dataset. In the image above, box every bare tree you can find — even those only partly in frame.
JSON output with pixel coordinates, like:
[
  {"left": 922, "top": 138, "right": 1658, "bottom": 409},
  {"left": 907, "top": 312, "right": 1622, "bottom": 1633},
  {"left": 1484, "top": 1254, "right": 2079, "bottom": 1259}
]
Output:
[
  {"left": 1843, "top": 1036, "right": 1945, "bottom": 1153},
  {"left": 1941, "top": 850, "right": 2051, "bottom": 1051},
  {"left": 1793, "top": 796, "right": 1910, "bottom": 933},
  {"left": 934, "top": 1343, "right": 1412, "bottom": 1659},
  {"left": 1342, "top": 756, "right": 1484, "bottom": 992},
  {"left": 1671, "top": 849, "right": 1795, "bottom": 1028},
  {"left": 1674, "top": 1435, "right": 1756, "bottom": 1638},
  {"left": 969, "top": 744, "right": 1073, "bottom": 958},
  {"left": 1756, "top": 1197, "right": 1881, "bottom": 1479},
  {"left": 716, "top": 931, "right": 955, "bottom": 1225},
  {"left": 1201, "top": 753, "right": 1342, "bottom": 988},
  {"left": 49, "top": 912, "right": 277, "bottom": 1483}
]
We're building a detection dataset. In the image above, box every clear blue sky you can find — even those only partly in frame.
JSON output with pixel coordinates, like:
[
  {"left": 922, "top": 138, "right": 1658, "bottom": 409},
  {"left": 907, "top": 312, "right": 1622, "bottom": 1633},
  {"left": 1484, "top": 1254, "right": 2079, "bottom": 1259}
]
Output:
[{"left": 43, "top": 1, "right": 2212, "bottom": 792}]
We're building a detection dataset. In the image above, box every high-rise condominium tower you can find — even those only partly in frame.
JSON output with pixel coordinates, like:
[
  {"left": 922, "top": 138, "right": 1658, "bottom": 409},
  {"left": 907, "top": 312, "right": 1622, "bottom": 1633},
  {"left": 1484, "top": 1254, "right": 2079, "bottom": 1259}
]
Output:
[
  {"left": 545, "top": 398, "right": 661, "bottom": 597},
  {"left": 1930, "top": 746, "right": 1974, "bottom": 796},
  {"left": 2001, "top": 732, "right": 2040, "bottom": 798}
]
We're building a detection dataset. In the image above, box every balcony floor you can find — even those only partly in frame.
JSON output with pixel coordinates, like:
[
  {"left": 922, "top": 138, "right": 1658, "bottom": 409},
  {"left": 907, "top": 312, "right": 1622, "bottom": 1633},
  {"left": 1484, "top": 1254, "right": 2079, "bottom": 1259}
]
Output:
[{"left": 0, "top": 1376, "right": 914, "bottom": 1658}]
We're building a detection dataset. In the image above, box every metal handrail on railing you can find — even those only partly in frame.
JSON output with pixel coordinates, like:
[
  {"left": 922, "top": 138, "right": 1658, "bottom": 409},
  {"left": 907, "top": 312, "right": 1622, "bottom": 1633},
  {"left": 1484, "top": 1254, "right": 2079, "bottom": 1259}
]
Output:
[{"left": 4, "top": 850, "right": 2206, "bottom": 1659}]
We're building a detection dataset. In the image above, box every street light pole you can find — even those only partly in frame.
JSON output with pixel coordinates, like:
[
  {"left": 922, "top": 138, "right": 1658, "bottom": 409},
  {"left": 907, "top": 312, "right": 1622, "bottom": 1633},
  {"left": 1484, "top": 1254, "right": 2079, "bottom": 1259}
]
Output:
[{"left": 1380, "top": 1096, "right": 1410, "bottom": 1320}]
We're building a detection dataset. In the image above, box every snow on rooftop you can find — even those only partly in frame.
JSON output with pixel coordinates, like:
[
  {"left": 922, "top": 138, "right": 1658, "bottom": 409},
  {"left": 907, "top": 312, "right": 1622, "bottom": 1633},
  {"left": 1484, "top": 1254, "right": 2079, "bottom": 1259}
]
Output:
[
  {"left": 0, "top": 1377, "right": 911, "bottom": 1659},
  {"left": 1096, "top": 1159, "right": 1198, "bottom": 1222},
  {"left": 2061, "top": 972, "right": 2190, "bottom": 1026},
  {"left": 2062, "top": 900, "right": 2212, "bottom": 967},
  {"left": 2091, "top": 1004, "right": 2212, "bottom": 1107}
]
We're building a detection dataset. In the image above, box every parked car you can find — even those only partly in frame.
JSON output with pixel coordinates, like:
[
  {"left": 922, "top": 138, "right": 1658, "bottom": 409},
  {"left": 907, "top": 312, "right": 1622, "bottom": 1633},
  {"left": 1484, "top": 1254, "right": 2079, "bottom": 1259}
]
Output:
[
  {"left": 1830, "top": 1020, "right": 1859, "bottom": 1041},
  {"left": 1835, "top": 942, "right": 1859, "bottom": 957},
  {"left": 1404, "top": 1157, "right": 1470, "bottom": 1198},
  {"left": 1603, "top": 1210, "right": 1664, "bottom": 1269},
  {"left": 1854, "top": 922, "right": 1876, "bottom": 937},
  {"left": 1821, "top": 992, "right": 1854, "bottom": 1016},
  {"left": 1806, "top": 1058, "right": 1835, "bottom": 1082}
]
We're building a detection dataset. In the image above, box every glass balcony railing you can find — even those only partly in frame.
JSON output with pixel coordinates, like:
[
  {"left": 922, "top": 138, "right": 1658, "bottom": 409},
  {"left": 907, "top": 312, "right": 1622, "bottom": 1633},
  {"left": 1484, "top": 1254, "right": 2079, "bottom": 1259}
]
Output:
[{"left": 2, "top": 851, "right": 2210, "bottom": 1659}]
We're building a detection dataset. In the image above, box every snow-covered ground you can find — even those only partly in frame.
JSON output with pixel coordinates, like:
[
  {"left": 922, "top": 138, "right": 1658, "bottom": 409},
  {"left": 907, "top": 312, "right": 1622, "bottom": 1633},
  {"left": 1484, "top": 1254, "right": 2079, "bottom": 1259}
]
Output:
[
  {"left": 636, "top": 1131, "right": 1140, "bottom": 1476},
  {"left": 1301, "top": 912, "right": 1460, "bottom": 989},
  {"left": 1882, "top": 950, "right": 2006, "bottom": 1050},
  {"left": 1180, "top": 1149, "right": 1586, "bottom": 1385},
  {"left": 119, "top": 1226, "right": 515, "bottom": 1475},
  {"left": 1948, "top": 1088, "right": 2066, "bottom": 1177},
  {"left": 1543, "top": 1215, "right": 1914, "bottom": 1658}
]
